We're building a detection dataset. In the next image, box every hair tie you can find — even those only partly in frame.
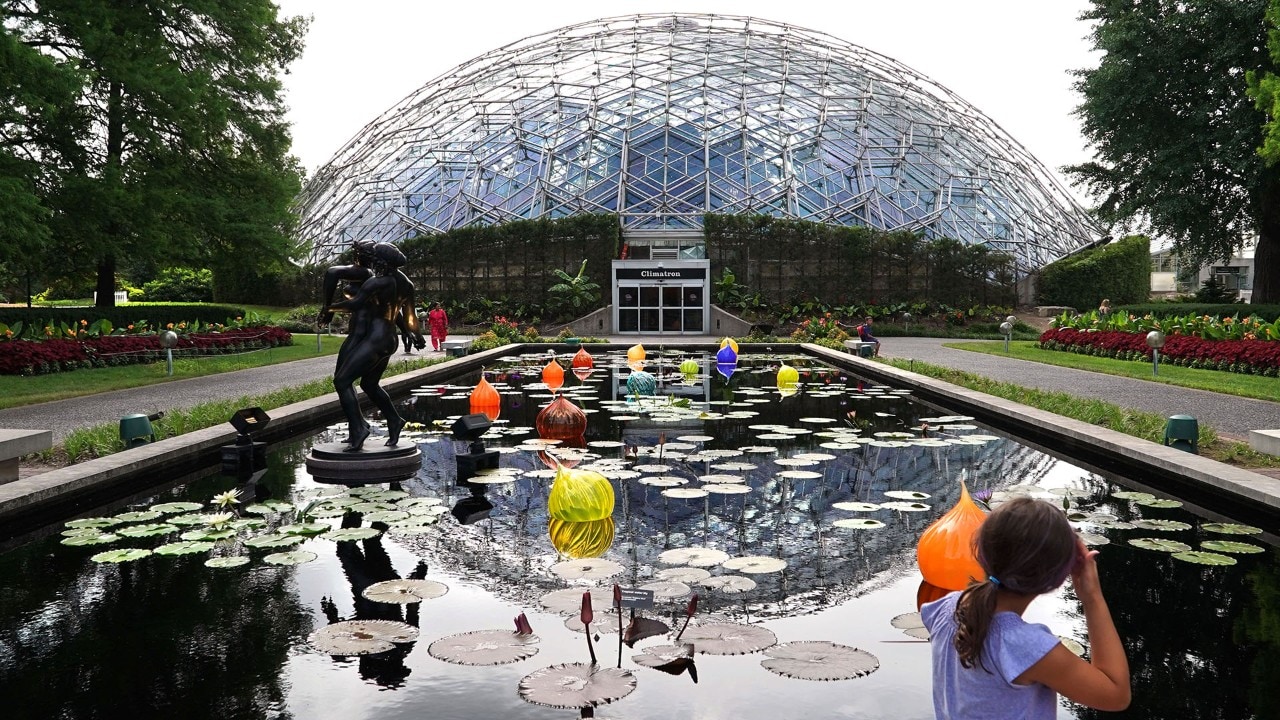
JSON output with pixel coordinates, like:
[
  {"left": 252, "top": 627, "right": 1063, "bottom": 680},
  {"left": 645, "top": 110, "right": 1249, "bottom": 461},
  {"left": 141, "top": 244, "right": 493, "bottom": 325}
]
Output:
[{"left": 988, "top": 575, "right": 1001, "bottom": 586}]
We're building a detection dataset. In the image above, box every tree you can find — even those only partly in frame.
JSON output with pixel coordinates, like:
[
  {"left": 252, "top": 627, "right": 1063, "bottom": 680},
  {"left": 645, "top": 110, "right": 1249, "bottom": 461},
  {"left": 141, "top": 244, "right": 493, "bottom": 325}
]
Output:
[
  {"left": 2, "top": 1, "right": 308, "bottom": 307},
  {"left": 1068, "top": 0, "right": 1279, "bottom": 303}
]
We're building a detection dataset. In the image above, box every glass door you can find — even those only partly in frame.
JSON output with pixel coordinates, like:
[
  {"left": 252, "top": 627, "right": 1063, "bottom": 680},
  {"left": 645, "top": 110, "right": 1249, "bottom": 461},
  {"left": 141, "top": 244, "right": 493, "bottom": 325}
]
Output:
[{"left": 617, "top": 283, "right": 704, "bottom": 333}]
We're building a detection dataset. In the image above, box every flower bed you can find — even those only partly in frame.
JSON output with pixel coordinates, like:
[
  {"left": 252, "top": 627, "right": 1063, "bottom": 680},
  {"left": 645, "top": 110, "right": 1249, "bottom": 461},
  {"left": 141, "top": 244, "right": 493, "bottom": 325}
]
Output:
[
  {"left": 1039, "top": 328, "right": 1280, "bottom": 376},
  {"left": 0, "top": 327, "right": 293, "bottom": 375}
]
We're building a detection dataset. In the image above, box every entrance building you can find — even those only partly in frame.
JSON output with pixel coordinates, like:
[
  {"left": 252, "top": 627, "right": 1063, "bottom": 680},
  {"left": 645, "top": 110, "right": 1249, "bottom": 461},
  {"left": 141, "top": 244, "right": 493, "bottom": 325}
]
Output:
[{"left": 611, "top": 259, "right": 709, "bottom": 334}]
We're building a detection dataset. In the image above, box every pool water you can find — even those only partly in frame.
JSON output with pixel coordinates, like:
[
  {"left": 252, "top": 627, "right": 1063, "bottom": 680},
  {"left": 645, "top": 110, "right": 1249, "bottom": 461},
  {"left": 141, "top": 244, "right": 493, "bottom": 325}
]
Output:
[{"left": 0, "top": 351, "right": 1276, "bottom": 719}]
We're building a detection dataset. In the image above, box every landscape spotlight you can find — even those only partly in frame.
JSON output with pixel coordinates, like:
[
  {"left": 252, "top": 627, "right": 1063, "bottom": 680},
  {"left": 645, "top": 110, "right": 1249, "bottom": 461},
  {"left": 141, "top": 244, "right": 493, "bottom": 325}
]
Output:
[
  {"left": 451, "top": 413, "right": 499, "bottom": 482},
  {"left": 223, "top": 407, "right": 270, "bottom": 472}
]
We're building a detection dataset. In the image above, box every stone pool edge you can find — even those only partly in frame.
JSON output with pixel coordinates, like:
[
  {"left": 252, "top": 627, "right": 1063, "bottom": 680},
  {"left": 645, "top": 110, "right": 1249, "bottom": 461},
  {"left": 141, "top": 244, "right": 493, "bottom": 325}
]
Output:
[{"left": 805, "top": 344, "right": 1280, "bottom": 517}]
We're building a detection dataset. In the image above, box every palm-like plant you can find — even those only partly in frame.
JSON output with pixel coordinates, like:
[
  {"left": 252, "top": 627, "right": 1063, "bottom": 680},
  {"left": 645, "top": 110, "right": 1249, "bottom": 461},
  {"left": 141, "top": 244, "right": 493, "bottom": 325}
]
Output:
[{"left": 548, "top": 259, "right": 601, "bottom": 317}]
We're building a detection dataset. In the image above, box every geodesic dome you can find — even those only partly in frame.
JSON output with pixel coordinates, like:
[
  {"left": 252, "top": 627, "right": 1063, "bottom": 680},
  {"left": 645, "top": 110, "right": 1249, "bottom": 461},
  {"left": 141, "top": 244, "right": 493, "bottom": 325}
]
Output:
[{"left": 296, "top": 13, "right": 1099, "bottom": 269}]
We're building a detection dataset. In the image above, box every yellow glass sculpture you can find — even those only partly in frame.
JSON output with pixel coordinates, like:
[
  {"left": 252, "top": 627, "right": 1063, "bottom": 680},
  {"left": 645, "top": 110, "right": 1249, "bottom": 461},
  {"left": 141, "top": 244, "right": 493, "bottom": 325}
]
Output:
[
  {"left": 548, "top": 464, "right": 615, "bottom": 522},
  {"left": 549, "top": 517, "right": 616, "bottom": 559}
]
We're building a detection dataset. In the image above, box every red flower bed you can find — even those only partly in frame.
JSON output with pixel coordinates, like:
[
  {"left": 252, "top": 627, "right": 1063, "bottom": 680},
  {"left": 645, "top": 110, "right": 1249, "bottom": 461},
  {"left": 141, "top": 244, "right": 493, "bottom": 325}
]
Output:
[
  {"left": 1039, "top": 328, "right": 1280, "bottom": 376},
  {"left": 0, "top": 327, "right": 292, "bottom": 375}
]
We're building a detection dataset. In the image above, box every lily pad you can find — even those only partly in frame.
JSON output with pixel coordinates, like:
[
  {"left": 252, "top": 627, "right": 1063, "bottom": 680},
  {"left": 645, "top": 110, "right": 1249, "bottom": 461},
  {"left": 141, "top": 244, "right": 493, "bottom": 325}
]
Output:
[
  {"left": 518, "top": 663, "right": 636, "bottom": 709},
  {"left": 662, "top": 487, "right": 709, "bottom": 499},
  {"left": 429, "top": 629, "right": 540, "bottom": 666},
  {"left": 1128, "top": 538, "right": 1192, "bottom": 553},
  {"left": 656, "top": 566, "right": 713, "bottom": 583},
  {"left": 551, "top": 558, "right": 624, "bottom": 581},
  {"left": 115, "top": 510, "right": 163, "bottom": 523},
  {"left": 262, "top": 550, "right": 318, "bottom": 566},
  {"left": 61, "top": 533, "right": 121, "bottom": 546},
  {"left": 1111, "top": 491, "right": 1155, "bottom": 501},
  {"left": 150, "top": 502, "right": 204, "bottom": 514},
  {"left": 760, "top": 641, "right": 879, "bottom": 681},
  {"left": 362, "top": 579, "right": 449, "bottom": 603},
  {"left": 65, "top": 517, "right": 122, "bottom": 529},
  {"left": 722, "top": 556, "right": 788, "bottom": 574},
  {"left": 90, "top": 548, "right": 152, "bottom": 563},
  {"left": 833, "top": 518, "right": 886, "bottom": 530},
  {"left": 244, "top": 534, "right": 305, "bottom": 549},
  {"left": 638, "top": 580, "right": 692, "bottom": 599},
  {"left": 538, "top": 587, "right": 616, "bottom": 615},
  {"left": 884, "top": 490, "right": 930, "bottom": 500},
  {"left": 154, "top": 541, "right": 215, "bottom": 556},
  {"left": 698, "top": 575, "right": 757, "bottom": 593},
  {"left": 1172, "top": 550, "right": 1237, "bottom": 565},
  {"left": 832, "top": 502, "right": 881, "bottom": 512},
  {"left": 1131, "top": 519, "right": 1192, "bottom": 532},
  {"left": 1135, "top": 498, "right": 1183, "bottom": 509},
  {"left": 116, "top": 523, "right": 179, "bottom": 538},
  {"left": 681, "top": 622, "right": 778, "bottom": 655},
  {"left": 1200, "top": 540, "right": 1264, "bottom": 554},
  {"left": 327, "top": 527, "right": 382, "bottom": 542},
  {"left": 658, "top": 547, "right": 730, "bottom": 567},
  {"left": 205, "top": 556, "right": 251, "bottom": 568},
  {"left": 880, "top": 501, "right": 931, "bottom": 512},
  {"left": 891, "top": 612, "right": 929, "bottom": 640},
  {"left": 278, "top": 523, "right": 329, "bottom": 537},
  {"left": 1201, "top": 522, "right": 1263, "bottom": 535},
  {"left": 180, "top": 528, "right": 237, "bottom": 541},
  {"left": 309, "top": 619, "right": 419, "bottom": 655}
]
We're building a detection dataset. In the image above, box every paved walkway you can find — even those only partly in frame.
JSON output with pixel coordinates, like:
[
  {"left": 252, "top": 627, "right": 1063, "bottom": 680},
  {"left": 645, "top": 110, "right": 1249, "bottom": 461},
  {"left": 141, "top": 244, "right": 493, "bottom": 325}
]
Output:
[{"left": 1, "top": 335, "right": 1275, "bottom": 445}]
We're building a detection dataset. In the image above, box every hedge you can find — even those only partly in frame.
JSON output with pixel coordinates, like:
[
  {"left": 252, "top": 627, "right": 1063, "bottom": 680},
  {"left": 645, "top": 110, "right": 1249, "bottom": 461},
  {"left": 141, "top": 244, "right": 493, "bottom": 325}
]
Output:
[
  {"left": 0, "top": 327, "right": 293, "bottom": 376},
  {"left": 0, "top": 304, "right": 249, "bottom": 329},
  {"left": 1035, "top": 235, "right": 1150, "bottom": 309},
  {"left": 1112, "top": 303, "right": 1280, "bottom": 323}
]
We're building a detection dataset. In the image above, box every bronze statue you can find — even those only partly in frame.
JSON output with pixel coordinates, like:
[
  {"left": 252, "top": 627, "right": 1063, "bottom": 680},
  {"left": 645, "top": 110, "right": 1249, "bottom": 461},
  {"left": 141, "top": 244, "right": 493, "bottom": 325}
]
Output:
[{"left": 319, "top": 241, "right": 424, "bottom": 451}]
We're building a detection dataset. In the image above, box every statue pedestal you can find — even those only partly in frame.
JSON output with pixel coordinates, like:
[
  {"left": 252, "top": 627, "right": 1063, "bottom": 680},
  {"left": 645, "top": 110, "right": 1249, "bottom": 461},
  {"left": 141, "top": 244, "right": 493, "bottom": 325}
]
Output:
[{"left": 304, "top": 442, "right": 422, "bottom": 485}]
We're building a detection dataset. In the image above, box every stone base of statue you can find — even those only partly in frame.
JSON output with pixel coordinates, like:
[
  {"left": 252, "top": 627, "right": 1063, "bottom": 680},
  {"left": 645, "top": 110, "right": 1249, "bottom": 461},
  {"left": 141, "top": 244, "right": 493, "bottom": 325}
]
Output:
[{"left": 304, "top": 442, "right": 422, "bottom": 485}]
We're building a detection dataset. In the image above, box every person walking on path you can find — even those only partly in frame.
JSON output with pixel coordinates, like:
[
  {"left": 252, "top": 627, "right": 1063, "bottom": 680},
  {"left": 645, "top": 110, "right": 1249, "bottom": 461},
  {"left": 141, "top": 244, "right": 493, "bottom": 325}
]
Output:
[
  {"left": 921, "top": 497, "right": 1130, "bottom": 719},
  {"left": 428, "top": 302, "right": 449, "bottom": 352}
]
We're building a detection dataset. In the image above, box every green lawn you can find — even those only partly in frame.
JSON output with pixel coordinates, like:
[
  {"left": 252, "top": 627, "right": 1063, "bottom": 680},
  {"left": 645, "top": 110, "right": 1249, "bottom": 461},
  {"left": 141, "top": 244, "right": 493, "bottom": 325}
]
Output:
[
  {"left": 0, "top": 334, "right": 342, "bottom": 409},
  {"left": 944, "top": 340, "right": 1280, "bottom": 403}
]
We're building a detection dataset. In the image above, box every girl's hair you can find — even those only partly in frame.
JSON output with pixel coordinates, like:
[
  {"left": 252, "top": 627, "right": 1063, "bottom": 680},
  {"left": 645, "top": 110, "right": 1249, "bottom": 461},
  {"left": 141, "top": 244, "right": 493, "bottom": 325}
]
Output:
[{"left": 954, "top": 496, "right": 1078, "bottom": 671}]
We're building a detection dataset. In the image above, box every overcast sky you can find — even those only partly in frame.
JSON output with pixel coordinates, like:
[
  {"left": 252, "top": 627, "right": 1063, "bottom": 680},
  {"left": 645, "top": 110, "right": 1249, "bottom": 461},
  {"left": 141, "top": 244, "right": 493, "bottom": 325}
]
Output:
[{"left": 275, "top": 0, "right": 1099, "bottom": 202}]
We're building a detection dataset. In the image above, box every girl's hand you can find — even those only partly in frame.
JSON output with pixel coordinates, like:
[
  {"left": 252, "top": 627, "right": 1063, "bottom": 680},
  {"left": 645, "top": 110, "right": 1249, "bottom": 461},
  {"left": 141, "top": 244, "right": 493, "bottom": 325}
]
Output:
[{"left": 1070, "top": 538, "right": 1102, "bottom": 602}]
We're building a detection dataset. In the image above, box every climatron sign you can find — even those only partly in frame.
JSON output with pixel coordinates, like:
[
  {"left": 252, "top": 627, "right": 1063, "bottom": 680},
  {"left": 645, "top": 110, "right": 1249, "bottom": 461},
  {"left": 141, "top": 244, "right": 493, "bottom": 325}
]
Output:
[{"left": 616, "top": 267, "right": 707, "bottom": 280}]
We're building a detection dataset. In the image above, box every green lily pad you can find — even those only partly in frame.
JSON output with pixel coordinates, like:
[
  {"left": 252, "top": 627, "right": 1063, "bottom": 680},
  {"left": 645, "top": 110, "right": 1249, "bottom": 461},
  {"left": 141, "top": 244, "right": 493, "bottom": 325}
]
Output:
[
  {"left": 116, "top": 523, "right": 179, "bottom": 538},
  {"left": 65, "top": 517, "right": 122, "bottom": 529},
  {"left": 365, "top": 490, "right": 409, "bottom": 502},
  {"left": 205, "top": 556, "right": 251, "bottom": 568},
  {"left": 115, "top": 510, "right": 163, "bottom": 522},
  {"left": 308, "top": 506, "right": 349, "bottom": 519},
  {"left": 181, "top": 528, "right": 238, "bottom": 541},
  {"left": 227, "top": 518, "right": 266, "bottom": 530},
  {"left": 833, "top": 518, "right": 886, "bottom": 529},
  {"left": 363, "top": 510, "right": 410, "bottom": 523},
  {"left": 351, "top": 502, "right": 397, "bottom": 514},
  {"left": 1131, "top": 519, "right": 1191, "bottom": 532},
  {"left": 1112, "top": 491, "right": 1155, "bottom": 501},
  {"left": 1135, "top": 498, "right": 1183, "bottom": 509},
  {"left": 61, "top": 533, "right": 121, "bottom": 546},
  {"left": 167, "top": 513, "right": 213, "bottom": 526},
  {"left": 1086, "top": 514, "right": 1135, "bottom": 530},
  {"left": 150, "top": 502, "right": 203, "bottom": 514},
  {"left": 244, "top": 500, "right": 293, "bottom": 514},
  {"left": 263, "top": 550, "right": 318, "bottom": 566},
  {"left": 1201, "top": 522, "right": 1263, "bottom": 535},
  {"left": 387, "top": 524, "right": 437, "bottom": 535},
  {"left": 1077, "top": 532, "right": 1109, "bottom": 547},
  {"left": 1200, "top": 540, "right": 1264, "bottom": 554},
  {"left": 154, "top": 541, "right": 215, "bottom": 556},
  {"left": 279, "top": 523, "right": 329, "bottom": 536},
  {"left": 1172, "top": 551, "right": 1237, "bottom": 566},
  {"left": 244, "top": 534, "right": 305, "bottom": 548},
  {"left": 1128, "top": 538, "right": 1192, "bottom": 552},
  {"left": 90, "top": 548, "right": 153, "bottom": 563},
  {"left": 397, "top": 497, "right": 443, "bottom": 509},
  {"left": 327, "top": 527, "right": 382, "bottom": 542}
]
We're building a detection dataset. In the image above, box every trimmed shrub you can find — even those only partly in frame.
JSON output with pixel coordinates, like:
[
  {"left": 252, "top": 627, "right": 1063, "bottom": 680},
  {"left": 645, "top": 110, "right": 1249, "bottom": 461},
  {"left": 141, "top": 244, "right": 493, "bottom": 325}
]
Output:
[
  {"left": 0, "top": 304, "right": 249, "bottom": 329},
  {"left": 1035, "top": 235, "right": 1150, "bottom": 309}
]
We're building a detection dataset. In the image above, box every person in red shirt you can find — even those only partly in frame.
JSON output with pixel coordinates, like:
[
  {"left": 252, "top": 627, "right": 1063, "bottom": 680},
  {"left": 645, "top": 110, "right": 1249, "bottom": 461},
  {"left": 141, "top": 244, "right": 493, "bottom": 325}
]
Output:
[{"left": 427, "top": 302, "right": 449, "bottom": 351}]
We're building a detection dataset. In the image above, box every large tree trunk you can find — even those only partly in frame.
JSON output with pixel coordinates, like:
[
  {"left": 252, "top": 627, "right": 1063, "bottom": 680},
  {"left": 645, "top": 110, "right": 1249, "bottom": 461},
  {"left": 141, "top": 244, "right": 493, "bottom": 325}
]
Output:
[
  {"left": 96, "top": 255, "right": 116, "bottom": 308},
  {"left": 1255, "top": 172, "right": 1280, "bottom": 304}
]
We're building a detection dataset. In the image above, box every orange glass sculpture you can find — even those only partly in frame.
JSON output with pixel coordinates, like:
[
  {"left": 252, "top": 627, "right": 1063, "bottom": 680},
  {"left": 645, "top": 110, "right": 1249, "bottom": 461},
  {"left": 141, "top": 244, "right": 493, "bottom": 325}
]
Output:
[
  {"left": 571, "top": 347, "right": 594, "bottom": 381},
  {"left": 626, "top": 343, "right": 646, "bottom": 370},
  {"left": 468, "top": 376, "right": 501, "bottom": 421},
  {"left": 916, "top": 481, "right": 987, "bottom": 592},
  {"left": 536, "top": 394, "right": 587, "bottom": 442},
  {"left": 538, "top": 437, "right": 586, "bottom": 470},
  {"left": 542, "top": 358, "right": 565, "bottom": 391},
  {"left": 549, "top": 517, "right": 616, "bottom": 559}
]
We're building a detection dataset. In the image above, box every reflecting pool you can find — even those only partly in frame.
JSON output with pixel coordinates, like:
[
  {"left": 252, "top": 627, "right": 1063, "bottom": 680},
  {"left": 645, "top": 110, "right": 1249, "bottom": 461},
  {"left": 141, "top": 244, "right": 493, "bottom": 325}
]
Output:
[{"left": 0, "top": 351, "right": 1276, "bottom": 719}]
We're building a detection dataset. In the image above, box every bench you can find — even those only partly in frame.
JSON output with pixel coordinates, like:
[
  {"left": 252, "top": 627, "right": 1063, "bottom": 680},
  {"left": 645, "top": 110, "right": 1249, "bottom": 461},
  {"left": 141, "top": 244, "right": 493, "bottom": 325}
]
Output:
[
  {"left": 0, "top": 429, "right": 53, "bottom": 484},
  {"left": 440, "top": 339, "right": 473, "bottom": 357},
  {"left": 843, "top": 339, "right": 877, "bottom": 358}
]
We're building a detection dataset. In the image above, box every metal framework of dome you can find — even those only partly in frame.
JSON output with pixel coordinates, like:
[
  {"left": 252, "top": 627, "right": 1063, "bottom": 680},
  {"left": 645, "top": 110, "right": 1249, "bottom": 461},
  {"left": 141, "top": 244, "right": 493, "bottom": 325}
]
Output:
[{"left": 296, "top": 13, "right": 1099, "bottom": 268}]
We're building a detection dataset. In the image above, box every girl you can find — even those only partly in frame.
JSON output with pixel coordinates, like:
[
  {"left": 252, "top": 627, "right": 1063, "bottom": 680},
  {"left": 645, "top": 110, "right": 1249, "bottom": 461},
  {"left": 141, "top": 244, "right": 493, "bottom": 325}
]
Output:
[{"left": 921, "top": 496, "right": 1129, "bottom": 718}]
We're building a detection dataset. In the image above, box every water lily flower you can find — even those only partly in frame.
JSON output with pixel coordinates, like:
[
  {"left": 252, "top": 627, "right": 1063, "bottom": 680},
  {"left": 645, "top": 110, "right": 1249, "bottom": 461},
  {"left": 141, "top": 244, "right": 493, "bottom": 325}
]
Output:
[
  {"left": 212, "top": 489, "right": 241, "bottom": 509},
  {"left": 204, "top": 512, "right": 235, "bottom": 528}
]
